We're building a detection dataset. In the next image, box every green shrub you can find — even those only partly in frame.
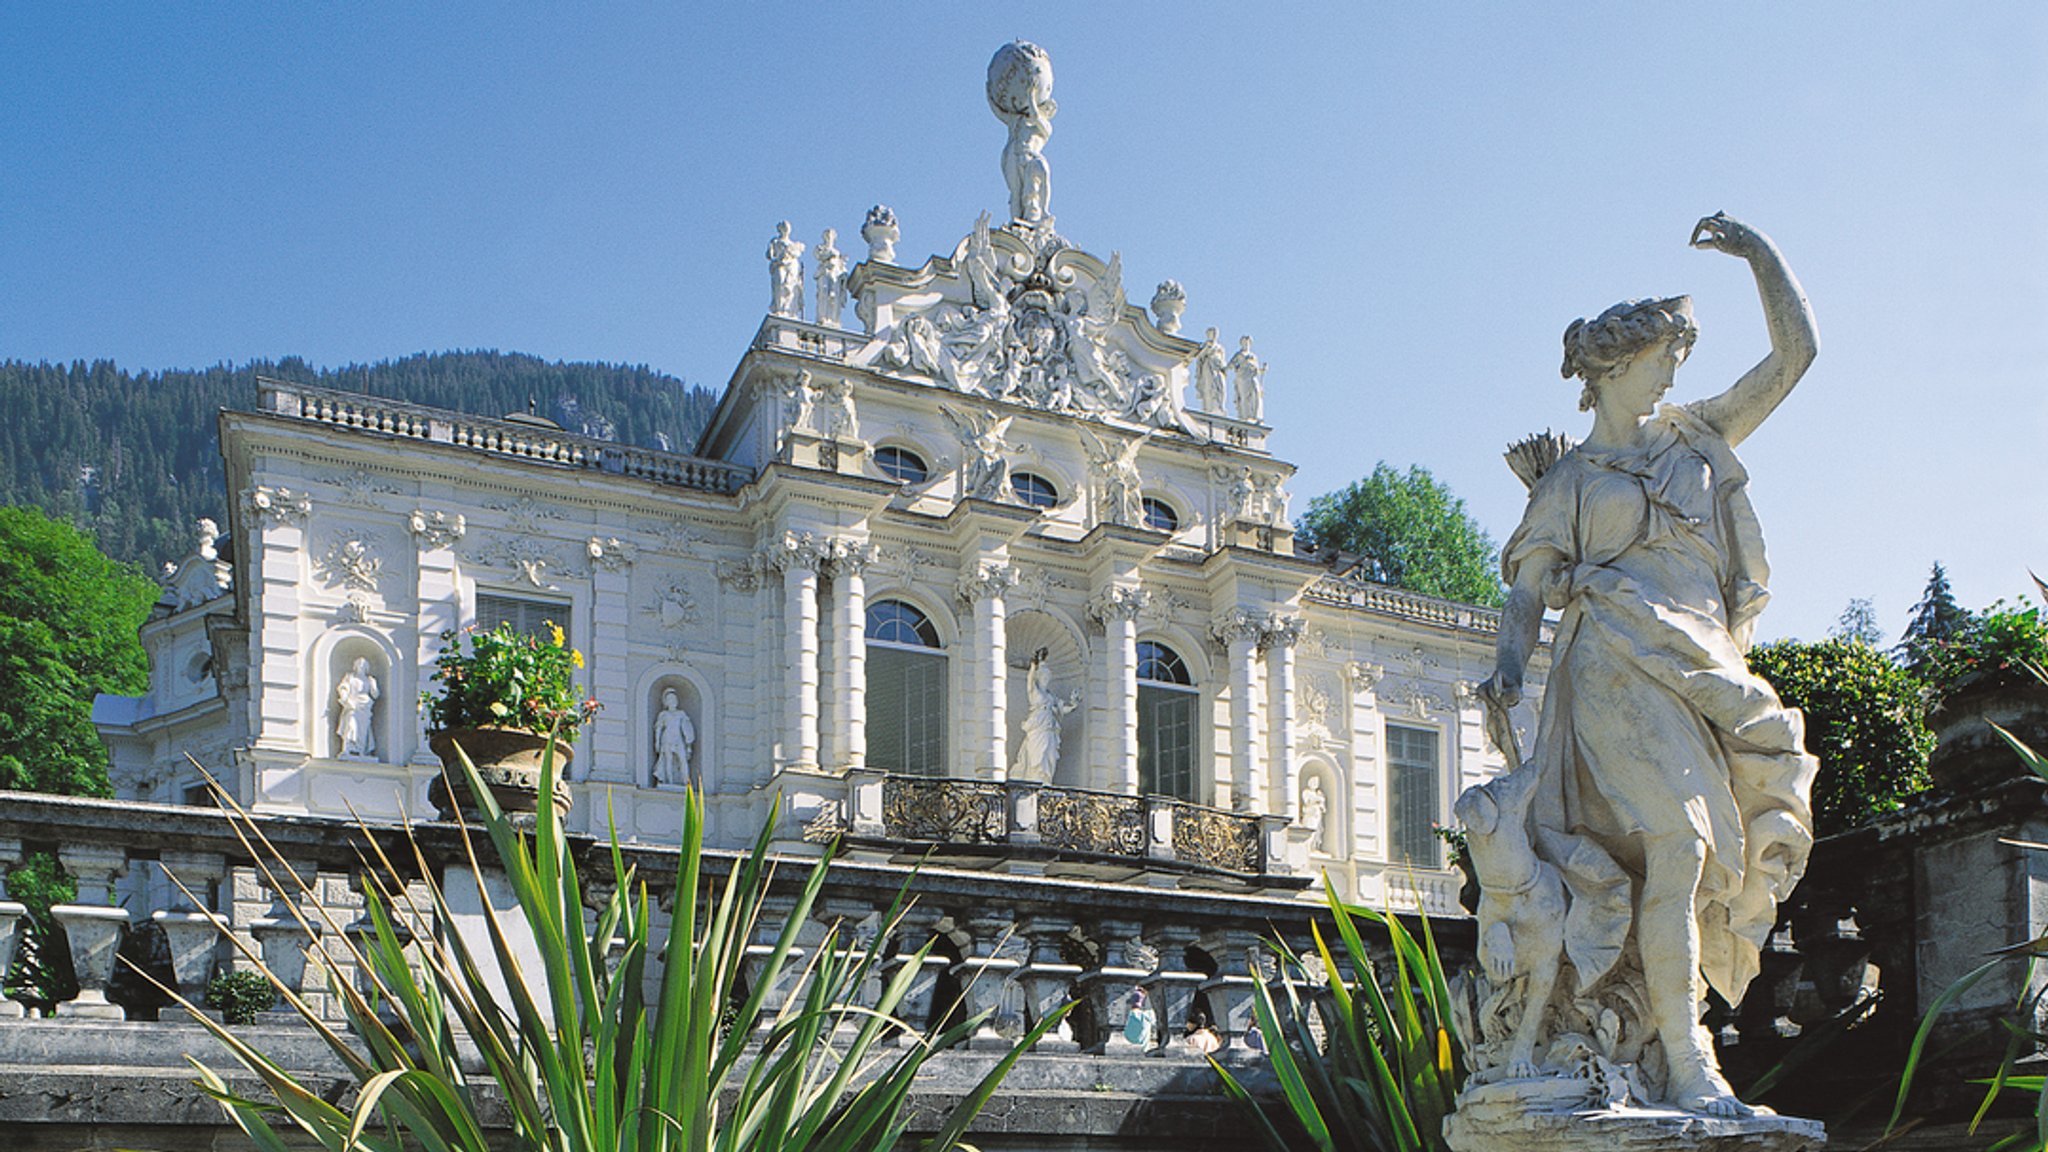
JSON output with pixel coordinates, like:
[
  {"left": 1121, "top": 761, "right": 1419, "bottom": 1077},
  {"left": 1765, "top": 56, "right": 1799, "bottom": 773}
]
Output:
[
  {"left": 1748, "top": 638, "right": 1934, "bottom": 835},
  {"left": 203, "top": 970, "right": 276, "bottom": 1025}
]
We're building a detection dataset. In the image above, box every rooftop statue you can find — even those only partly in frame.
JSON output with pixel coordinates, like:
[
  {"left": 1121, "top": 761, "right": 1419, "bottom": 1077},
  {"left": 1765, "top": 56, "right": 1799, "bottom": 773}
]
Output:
[
  {"left": 1451, "top": 214, "right": 1824, "bottom": 1146},
  {"left": 1191, "top": 328, "right": 1228, "bottom": 413},
  {"left": 988, "top": 41, "right": 1056, "bottom": 227},
  {"left": 766, "top": 221, "right": 805, "bottom": 318},
  {"left": 1228, "top": 335, "right": 1265, "bottom": 422},
  {"left": 813, "top": 227, "right": 848, "bottom": 328}
]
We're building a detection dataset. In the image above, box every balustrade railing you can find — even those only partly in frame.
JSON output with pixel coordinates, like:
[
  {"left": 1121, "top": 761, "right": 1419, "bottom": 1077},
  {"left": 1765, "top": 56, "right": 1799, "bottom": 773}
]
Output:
[
  {"left": 0, "top": 788, "right": 1418, "bottom": 1066},
  {"left": 256, "top": 379, "right": 750, "bottom": 494},
  {"left": 1303, "top": 572, "right": 1501, "bottom": 634}
]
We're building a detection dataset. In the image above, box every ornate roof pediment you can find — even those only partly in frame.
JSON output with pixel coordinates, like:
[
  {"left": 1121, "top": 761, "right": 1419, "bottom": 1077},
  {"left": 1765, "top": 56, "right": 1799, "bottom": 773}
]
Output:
[{"left": 849, "top": 213, "right": 1202, "bottom": 438}]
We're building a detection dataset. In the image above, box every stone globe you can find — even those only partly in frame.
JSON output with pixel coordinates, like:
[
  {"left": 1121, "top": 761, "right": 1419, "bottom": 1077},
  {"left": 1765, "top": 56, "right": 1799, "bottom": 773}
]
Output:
[{"left": 986, "top": 40, "right": 1053, "bottom": 117}]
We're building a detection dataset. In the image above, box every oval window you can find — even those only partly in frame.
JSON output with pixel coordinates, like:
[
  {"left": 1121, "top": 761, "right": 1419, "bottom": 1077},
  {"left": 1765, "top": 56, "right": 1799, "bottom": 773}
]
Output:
[
  {"left": 1010, "top": 472, "right": 1059, "bottom": 509},
  {"left": 875, "top": 445, "right": 928, "bottom": 485},
  {"left": 1141, "top": 497, "right": 1179, "bottom": 533}
]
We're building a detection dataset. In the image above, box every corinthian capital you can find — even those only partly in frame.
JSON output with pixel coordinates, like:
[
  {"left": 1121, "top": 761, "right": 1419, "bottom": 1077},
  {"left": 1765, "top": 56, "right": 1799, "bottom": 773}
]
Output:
[
  {"left": 827, "top": 538, "right": 882, "bottom": 577},
  {"left": 1089, "top": 585, "right": 1151, "bottom": 624},
  {"left": 1209, "top": 607, "right": 1264, "bottom": 647},
  {"left": 1260, "top": 612, "right": 1306, "bottom": 650},
  {"left": 765, "top": 531, "right": 829, "bottom": 573},
  {"left": 957, "top": 560, "right": 1020, "bottom": 604}
]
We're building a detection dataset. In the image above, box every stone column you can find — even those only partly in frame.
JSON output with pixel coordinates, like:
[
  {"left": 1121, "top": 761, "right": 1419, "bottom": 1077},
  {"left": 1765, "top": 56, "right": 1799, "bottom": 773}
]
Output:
[
  {"left": 827, "top": 542, "right": 876, "bottom": 771},
  {"left": 587, "top": 538, "right": 637, "bottom": 785},
  {"left": 1264, "top": 614, "right": 1304, "bottom": 818},
  {"left": 53, "top": 843, "right": 132, "bottom": 1020},
  {"left": 1212, "top": 610, "right": 1265, "bottom": 812},
  {"left": 1091, "top": 587, "right": 1148, "bottom": 795},
  {"left": 770, "top": 534, "right": 828, "bottom": 771},
  {"left": 958, "top": 561, "right": 1019, "bottom": 780}
]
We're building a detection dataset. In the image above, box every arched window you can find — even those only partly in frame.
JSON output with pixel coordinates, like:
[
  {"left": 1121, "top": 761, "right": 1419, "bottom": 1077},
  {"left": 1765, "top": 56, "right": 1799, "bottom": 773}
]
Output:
[
  {"left": 1010, "top": 472, "right": 1059, "bottom": 509},
  {"left": 1136, "top": 640, "right": 1198, "bottom": 801},
  {"left": 1140, "top": 497, "right": 1179, "bottom": 533},
  {"left": 866, "top": 600, "right": 947, "bottom": 775},
  {"left": 875, "top": 445, "right": 928, "bottom": 485}
]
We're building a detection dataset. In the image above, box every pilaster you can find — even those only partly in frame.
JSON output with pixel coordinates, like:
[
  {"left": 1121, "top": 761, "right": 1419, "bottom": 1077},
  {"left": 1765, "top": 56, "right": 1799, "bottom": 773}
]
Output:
[
  {"left": 767, "top": 532, "right": 829, "bottom": 771},
  {"left": 827, "top": 540, "right": 878, "bottom": 771}
]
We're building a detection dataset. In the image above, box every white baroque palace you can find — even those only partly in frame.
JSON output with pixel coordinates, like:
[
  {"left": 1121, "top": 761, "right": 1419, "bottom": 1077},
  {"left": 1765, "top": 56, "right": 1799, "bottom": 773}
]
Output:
[{"left": 94, "top": 42, "right": 1535, "bottom": 912}]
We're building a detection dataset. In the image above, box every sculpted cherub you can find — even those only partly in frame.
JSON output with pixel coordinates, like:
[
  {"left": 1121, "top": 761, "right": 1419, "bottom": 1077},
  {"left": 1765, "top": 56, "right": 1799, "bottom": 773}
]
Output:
[{"left": 1455, "top": 761, "right": 1566, "bottom": 1081}]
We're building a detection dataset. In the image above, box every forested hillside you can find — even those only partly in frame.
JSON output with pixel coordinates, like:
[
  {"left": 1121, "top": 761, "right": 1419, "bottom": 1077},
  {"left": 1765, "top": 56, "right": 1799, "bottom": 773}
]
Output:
[{"left": 0, "top": 351, "right": 719, "bottom": 577}]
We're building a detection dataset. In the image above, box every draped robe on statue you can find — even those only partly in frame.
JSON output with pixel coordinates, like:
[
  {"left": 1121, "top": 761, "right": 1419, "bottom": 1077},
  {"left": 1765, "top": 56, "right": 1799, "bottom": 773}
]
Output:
[{"left": 1503, "top": 403, "right": 1817, "bottom": 1006}]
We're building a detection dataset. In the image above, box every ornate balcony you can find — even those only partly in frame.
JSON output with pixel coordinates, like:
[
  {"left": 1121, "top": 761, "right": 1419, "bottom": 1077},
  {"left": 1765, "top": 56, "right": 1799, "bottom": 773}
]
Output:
[{"left": 841, "top": 772, "right": 1293, "bottom": 883}]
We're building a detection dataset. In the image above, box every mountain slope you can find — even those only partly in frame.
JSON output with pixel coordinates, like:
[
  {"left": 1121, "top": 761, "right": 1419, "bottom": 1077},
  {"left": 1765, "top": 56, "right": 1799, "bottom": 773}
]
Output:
[{"left": 0, "top": 351, "right": 719, "bottom": 575}]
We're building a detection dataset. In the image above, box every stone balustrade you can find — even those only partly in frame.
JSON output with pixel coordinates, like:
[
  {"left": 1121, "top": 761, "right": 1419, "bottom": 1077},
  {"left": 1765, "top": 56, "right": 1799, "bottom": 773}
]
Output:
[
  {"left": 256, "top": 379, "right": 750, "bottom": 494},
  {"left": 0, "top": 788, "right": 1435, "bottom": 1059},
  {"left": 1303, "top": 572, "right": 1503, "bottom": 635}
]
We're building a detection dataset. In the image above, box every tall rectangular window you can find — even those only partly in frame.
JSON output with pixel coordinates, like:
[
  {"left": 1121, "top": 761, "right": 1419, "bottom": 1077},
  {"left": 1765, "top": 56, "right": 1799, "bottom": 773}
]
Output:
[
  {"left": 1386, "top": 724, "right": 1441, "bottom": 867},
  {"left": 867, "top": 647, "right": 948, "bottom": 775},
  {"left": 1138, "top": 685, "right": 1198, "bottom": 801},
  {"left": 476, "top": 592, "right": 572, "bottom": 639}
]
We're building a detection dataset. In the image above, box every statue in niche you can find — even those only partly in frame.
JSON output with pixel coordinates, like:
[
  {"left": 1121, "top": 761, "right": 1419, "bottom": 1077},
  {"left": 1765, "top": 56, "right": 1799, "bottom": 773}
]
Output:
[
  {"left": 766, "top": 221, "right": 806, "bottom": 318},
  {"left": 1013, "top": 647, "right": 1078, "bottom": 782},
  {"left": 335, "top": 657, "right": 379, "bottom": 758},
  {"left": 940, "top": 406, "right": 1013, "bottom": 502},
  {"left": 1228, "top": 335, "right": 1265, "bottom": 422},
  {"left": 813, "top": 227, "right": 848, "bottom": 327},
  {"left": 987, "top": 41, "right": 1057, "bottom": 226},
  {"left": 652, "top": 687, "right": 697, "bottom": 787},
  {"left": 1079, "top": 427, "right": 1150, "bottom": 527},
  {"left": 1190, "top": 327, "right": 1228, "bottom": 413},
  {"left": 1298, "top": 775, "right": 1328, "bottom": 854},
  {"left": 1466, "top": 214, "right": 1820, "bottom": 1122}
]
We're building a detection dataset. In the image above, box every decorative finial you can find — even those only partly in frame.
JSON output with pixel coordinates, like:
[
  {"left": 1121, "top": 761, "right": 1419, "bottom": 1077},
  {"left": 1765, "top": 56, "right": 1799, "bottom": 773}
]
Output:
[
  {"left": 861, "top": 205, "right": 899, "bottom": 263},
  {"left": 987, "top": 41, "right": 1057, "bottom": 227},
  {"left": 1149, "top": 280, "right": 1186, "bottom": 334}
]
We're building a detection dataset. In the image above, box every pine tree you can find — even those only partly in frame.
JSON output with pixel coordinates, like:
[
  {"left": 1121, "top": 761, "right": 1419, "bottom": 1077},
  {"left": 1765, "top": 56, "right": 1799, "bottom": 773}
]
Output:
[{"left": 1897, "top": 561, "right": 1971, "bottom": 674}]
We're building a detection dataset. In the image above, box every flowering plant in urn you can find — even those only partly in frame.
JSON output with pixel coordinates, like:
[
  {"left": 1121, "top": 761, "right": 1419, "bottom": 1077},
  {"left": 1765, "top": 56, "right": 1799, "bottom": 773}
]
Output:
[{"left": 422, "top": 621, "right": 599, "bottom": 818}]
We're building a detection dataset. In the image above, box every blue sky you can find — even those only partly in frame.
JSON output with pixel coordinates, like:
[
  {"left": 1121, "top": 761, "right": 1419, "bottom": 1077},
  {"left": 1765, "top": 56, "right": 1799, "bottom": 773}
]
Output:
[{"left": 4, "top": 5, "right": 2042, "bottom": 642}]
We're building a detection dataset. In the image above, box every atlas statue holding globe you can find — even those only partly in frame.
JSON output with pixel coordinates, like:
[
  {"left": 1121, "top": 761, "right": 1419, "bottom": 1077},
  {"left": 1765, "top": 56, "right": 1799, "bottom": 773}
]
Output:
[{"left": 988, "top": 41, "right": 1057, "bottom": 227}]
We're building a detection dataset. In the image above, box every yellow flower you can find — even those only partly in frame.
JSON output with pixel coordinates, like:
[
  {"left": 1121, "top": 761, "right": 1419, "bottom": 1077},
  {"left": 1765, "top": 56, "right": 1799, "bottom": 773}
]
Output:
[
  {"left": 550, "top": 622, "right": 565, "bottom": 648},
  {"left": 572, "top": 649, "right": 585, "bottom": 669}
]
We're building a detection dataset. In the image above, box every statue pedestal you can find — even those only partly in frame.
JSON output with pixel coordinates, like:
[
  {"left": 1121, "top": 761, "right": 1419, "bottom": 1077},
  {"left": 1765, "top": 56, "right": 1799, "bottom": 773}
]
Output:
[{"left": 1444, "top": 1081, "right": 1825, "bottom": 1152}]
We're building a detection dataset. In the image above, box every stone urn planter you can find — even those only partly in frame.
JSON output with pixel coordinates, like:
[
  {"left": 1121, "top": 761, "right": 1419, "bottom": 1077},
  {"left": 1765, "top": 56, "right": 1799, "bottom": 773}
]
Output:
[
  {"left": 1928, "top": 672, "right": 2048, "bottom": 790},
  {"left": 428, "top": 727, "right": 574, "bottom": 821}
]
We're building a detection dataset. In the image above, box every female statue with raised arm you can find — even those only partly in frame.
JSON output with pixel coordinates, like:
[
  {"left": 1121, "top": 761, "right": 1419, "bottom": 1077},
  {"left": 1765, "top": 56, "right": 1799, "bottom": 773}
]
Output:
[{"left": 1473, "top": 214, "right": 1820, "bottom": 1120}]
